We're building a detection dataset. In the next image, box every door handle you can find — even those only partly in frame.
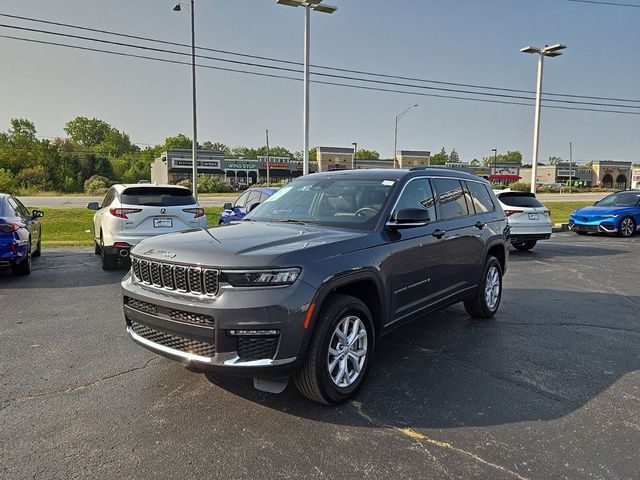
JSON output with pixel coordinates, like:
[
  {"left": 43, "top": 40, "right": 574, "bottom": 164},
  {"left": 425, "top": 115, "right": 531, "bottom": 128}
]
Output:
[
  {"left": 432, "top": 229, "right": 446, "bottom": 239},
  {"left": 474, "top": 221, "right": 486, "bottom": 230}
]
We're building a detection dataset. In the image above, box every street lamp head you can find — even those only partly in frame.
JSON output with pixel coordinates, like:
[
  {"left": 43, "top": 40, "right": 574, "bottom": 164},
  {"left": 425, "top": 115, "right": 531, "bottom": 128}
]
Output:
[
  {"left": 543, "top": 44, "right": 567, "bottom": 53},
  {"left": 276, "top": 0, "right": 337, "bottom": 13},
  {"left": 520, "top": 46, "right": 541, "bottom": 54},
  {"left": 173, "top": 3, "right": 182, "bottom": 11},
  {"left": 313, "top": 4, "right": 337, "bottom": 13}
]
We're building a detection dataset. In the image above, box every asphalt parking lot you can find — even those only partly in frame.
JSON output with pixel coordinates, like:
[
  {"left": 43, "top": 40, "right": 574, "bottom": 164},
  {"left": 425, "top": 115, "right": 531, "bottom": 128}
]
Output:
[{"left": 1, "top": 233, "right": 639, "bottom": 480}]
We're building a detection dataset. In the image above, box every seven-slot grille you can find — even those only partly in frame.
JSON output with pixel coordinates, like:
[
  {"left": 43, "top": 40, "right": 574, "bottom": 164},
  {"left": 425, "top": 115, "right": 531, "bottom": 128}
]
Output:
[
  {"left": 130, "top": 321, "right": 216, "bottom": 358},
  {"left": 131, "top": 256, "right": 219, "bottom": 296}
]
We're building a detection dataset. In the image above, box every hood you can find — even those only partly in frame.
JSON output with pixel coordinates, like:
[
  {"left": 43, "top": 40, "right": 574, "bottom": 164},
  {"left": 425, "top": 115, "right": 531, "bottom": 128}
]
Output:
[
  {"left": 574, "top": 206, "right": 636, "bottom": 217},
  {"left": 130, "top": 221, "right": 369, "bottom": 268}
]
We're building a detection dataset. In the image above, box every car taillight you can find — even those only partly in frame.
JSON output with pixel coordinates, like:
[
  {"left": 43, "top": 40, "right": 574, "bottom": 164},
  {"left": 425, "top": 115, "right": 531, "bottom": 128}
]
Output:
[
  {"left": 183, "top": 207, "right": 205, "bottom": 218},
  {"left": 544, "top": 209, "right": 551, "bottom": 216},
  {"left": 109, "top": 208, "right": 142, "bottom": 219},
  {"left": 504, "top": 210, "right": 524, "bottom": 217},
  {"left": 0, "top": 223, "right": 19, "bottom": 233}
]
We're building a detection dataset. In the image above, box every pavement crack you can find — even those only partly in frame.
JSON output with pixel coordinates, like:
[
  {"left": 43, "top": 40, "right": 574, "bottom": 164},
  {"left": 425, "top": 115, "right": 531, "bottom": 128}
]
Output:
[
  {"left": 350, "top": 401, "right": 531, "bottom": 480},
  {"left": 1, "top": 358, "right": 163, "bottom": 408}
]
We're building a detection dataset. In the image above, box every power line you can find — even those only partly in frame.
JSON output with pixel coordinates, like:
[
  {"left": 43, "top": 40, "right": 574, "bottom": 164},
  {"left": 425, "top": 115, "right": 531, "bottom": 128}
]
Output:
[
  {"left": 2, "top": 12, "right": 640, "bottom": 104},
  {"left": 3, "top": 23, "right": 640, "bottom": 112},
  {"left": 568, "top": 0, "right": 640, "bottom": 7},
  {"left": 2, "top": 34, "right": 640, "bottom": 117}
]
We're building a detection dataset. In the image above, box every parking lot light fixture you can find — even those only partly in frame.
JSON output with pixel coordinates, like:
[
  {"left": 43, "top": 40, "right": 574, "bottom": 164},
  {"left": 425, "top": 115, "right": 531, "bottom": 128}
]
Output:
[
  {"left": 521, "top": 43, "right": 567, "bottom": 194},
  {"left": 276, "top": 0, "right": 337, "bottom": 175},
  {"left": 393, "top": 104, "right": 418, "bottom": 168}
]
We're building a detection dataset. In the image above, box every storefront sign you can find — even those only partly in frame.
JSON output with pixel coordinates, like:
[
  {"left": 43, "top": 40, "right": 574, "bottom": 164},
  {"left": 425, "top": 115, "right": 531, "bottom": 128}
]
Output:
[
  {"left": 171, "top": 159, "right": 221, "bottom": 170},
  {"left": 258, "top": 156, "right": 291, "bottom": 169},
  {"left": 225, "top": 161, "right": 258, "bottom": 170}
]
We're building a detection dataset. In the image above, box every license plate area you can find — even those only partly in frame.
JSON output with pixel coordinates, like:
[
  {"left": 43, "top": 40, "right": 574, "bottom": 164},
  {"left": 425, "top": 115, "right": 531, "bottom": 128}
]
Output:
[
  {"left": 154, "top": 218, "right": 173, "bottom": 228},
  {"left": 528, "top": 213, "right": 539, "bottom": 220}
]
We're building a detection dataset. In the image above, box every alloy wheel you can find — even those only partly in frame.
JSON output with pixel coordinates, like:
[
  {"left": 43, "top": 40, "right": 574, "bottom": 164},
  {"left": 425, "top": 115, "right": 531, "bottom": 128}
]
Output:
[
  {"left": 621, "top": 218, "right": 634, "bottom": 237},
  {"left": 326, "top": 315, "right": 368, "bottom": 388},
  {"left": 484, "top": 265, "right": 501, "bottom": 310}
]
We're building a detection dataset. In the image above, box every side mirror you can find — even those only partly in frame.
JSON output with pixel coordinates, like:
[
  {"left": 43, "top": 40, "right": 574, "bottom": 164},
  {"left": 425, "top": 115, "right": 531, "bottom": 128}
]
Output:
[
  {"left": 223, "top": 202, "right": 233, "bottom": 210},
  {"left": 387, "top": 208, "right": 431, "bottom": 229},
  {"left": 32, "top": 209, "right": 45, "bottom": 218},
  {"left": 87, "top": 202, "right": 101, "bottom": 210},
  {"left": 247, "top": 202, "right": 261, "bottom": 213}
]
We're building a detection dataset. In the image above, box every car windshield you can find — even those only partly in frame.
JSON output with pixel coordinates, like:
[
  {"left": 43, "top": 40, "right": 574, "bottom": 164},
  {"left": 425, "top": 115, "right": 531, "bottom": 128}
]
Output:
[
  {"left": 121, "top": 187, "right": 196, "bottom": 206},
  {"left": 245, "top": 177, "right": 395, "bottom": 230},
  {"left": 595, "top": 192, "right": 640, "bottom": 207},
  {"left": 497, "top": 192, "right": 544, "bottom": 208}
]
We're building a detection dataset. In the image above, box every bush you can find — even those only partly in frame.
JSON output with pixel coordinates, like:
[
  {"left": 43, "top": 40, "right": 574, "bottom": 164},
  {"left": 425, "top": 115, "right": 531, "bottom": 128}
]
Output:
[
  {"left": 508, "top": 182, "right": 531, "bottom": 192},
  {"left": 16, "top": 165, "right": 49, "bottom": 189},
  {"left": 177, "top": 175, "right": 232, "bottom": 193},
  {"left": 0, "top": 168, "right": 18, "bottom": 193},
  {"left": 84, "top": 175, "right": 111, "bottom": 194}
]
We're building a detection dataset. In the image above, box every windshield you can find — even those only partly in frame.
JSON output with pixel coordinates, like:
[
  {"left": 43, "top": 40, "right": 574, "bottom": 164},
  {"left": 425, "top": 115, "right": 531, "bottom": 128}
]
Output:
[
  {"left": 245, "top": 177, "right": 395, "bottom": 230},
  {"left": 121, "top": 187, "right": 196, "bottom": 206},
  {"left": 595, "top": 192, "right": 640, "bottom": 208}
]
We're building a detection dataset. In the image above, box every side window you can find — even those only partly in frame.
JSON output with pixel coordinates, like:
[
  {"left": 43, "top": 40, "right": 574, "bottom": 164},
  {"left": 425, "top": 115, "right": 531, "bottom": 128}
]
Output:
[
  {"left": 6, "top": 198, "right": 20, "bottom": 216},
  {"left": 394, "top": 178, "right": 436, "bottom": 221},
  {"left": 432, "top": 178, "right": 470, "bottom": 219},
  {"left": 258, "top": 193, "right": 268, "bottom": 203},
  {"left": 466, "top": 181, "right": 495, "bottom": 213},
  {"left": 102, "top": 188, "right": 116, "bottom": 208},
  {"left": 234, "top": 191, "right": 251, "bottom": 209},
  {"left": 245, "top": 191, "right": 261, "bottom": 209},
  {"left": 11, "top": 197, "right": 30, "bottom": 216}
]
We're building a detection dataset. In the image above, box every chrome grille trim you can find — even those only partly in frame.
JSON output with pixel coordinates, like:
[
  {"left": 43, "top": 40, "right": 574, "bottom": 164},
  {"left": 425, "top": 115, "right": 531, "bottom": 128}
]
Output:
[{"left": 131, "top": 256, "right": 219, "bottom": 296}]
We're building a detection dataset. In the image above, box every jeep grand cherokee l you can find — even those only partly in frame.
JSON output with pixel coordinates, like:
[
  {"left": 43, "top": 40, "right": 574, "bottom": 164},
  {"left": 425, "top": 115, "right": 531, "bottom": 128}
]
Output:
[{"left": 122, "top": 168, "right": 508, "bottom": 404}]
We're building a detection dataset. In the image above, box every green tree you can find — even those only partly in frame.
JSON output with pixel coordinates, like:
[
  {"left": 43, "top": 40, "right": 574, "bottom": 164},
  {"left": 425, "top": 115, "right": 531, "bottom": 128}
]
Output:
[
  {"left": 355, "top": 149, "right": 380, "bottom": 159},
  {"left": 162, "top": 134, "right": 193, "bottom": 151},
  {"left": 202, "top": 141, "right": 231, "bottom": 156},
  {"left": 449, "top": 148, "right": 460, "bottom": 163},
  {"left": 430, "top": 147, "right": 448, "bottom": 165},
  {"left": 548, "top": 156, "right": 563, "bottom": 165},
  {"left": 483, "top": 150, "right": 523, "bottom": 166},
  {"left": 64, "top": 117, "right": 112, "bottom": 146}
]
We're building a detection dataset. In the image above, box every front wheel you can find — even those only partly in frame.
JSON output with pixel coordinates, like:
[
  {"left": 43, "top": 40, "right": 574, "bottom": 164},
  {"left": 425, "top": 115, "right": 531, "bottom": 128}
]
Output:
[
  {"left": 618, "top": 216, "right": 636, "bottom": 238},
  {"left": 512, "top": 240, "right": 537, "bottom": 251},
  {"left": 32, "top": 238, "right": 42, "bottom": 257},
  {"left": 464, "top": 256, "right": 503, "bottom": 319},
  {"left": 294, "top": 294, "right": 375, "bottom": 405}
]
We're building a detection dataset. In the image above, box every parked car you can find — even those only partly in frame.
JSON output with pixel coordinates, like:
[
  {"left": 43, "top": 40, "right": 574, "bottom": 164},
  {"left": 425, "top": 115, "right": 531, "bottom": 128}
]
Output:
[
  {"left": 569, "top": 190, "right": 640, "bottom": 237},
  {"left": 88, "top": 184, "right": 207, "bottom": 271},
  {"left": 0, "top": 194, "right": 44, "bottom": 275},
  {"left": 122, "top": 168, "right": 509, "bottom": 404},
  {"left": 219, "top": 187, "right": 278, "bottom": 224},
  {"left": 493, "top": 189, "right": 552, "bottom": 251}
]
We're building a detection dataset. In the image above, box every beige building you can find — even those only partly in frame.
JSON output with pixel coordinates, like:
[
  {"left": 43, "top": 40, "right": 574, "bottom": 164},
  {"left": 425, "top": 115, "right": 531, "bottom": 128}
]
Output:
[
  {"left": 592, "top": 160, "right": 632, "bottom": 189},
  {"left": 316, "top": 147, "right": 355, "bottom": 172},
  {"left": 632, "top": 167, "right": 640, "bottom": 189},
  {"left": 396, "top": 150, "right": 431, "bottom": 168}
]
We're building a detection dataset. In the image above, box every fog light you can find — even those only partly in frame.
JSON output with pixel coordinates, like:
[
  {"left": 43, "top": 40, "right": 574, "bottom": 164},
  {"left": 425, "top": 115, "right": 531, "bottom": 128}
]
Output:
[{"left": 228, "top": 329, "right": 279, "bottom": 336}]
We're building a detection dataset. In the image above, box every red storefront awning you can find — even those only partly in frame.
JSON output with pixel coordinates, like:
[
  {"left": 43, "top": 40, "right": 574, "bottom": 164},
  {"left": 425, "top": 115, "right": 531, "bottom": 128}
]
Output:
[{"left": 489, "top": 175, "right": 521, "bottom": 180}]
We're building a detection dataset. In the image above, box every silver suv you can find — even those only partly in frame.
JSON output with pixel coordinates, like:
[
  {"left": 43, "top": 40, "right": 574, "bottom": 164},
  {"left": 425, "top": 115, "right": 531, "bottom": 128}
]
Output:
[{"left": 122, "top": 169, "right": 509, "bottom": 404}]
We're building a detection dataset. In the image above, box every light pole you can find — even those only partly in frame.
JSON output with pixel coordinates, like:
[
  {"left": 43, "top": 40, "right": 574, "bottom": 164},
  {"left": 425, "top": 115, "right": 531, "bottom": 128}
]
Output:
[
  {"left": 521, "top": 43, "right": 567, "bottom": 193},
  {"left": 276, "top": 0, "right": 337, "bottom": 176},
  {"left": 491, "top": 148, "right": 498, "bottom": 184},
  {"left": 352, "top": 142, "right": 357, "bottom": 170},
  {"left": 393, "top": 104, "right": 418, "bottom": 168},
  {"left": 174, "top": 1, "right": 198, "bottom": 200}
]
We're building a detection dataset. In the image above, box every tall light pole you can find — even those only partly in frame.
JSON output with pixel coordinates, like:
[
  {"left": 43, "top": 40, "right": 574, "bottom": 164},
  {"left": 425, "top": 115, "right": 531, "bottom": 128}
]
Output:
[
  {"left": 393, "top": 104, "right": 418, "bottom": 168},
  {"left": 352, "top": 142, "right": 357, "bottom": 170},
  {"left": 276, "top": 0, "right": 337, "bottom": 176},
  {"left": 174, "top": 1, "right": 198, "bottom": 200},
  {"left": 491, "top": 148, "right": 498, "bottom": 184},
  {"left": 521, "top": 43, "right": 567, "bottom": 194}
]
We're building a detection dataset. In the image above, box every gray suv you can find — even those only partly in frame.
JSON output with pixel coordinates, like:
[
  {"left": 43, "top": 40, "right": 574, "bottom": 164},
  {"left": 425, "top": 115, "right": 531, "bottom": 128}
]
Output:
[{"left": 122, "top": 168, "right": 509, "bottom": 404}]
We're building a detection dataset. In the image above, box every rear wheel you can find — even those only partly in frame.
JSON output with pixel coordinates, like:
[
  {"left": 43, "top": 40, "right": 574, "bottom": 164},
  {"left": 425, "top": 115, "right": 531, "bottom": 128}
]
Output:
[
  {"left": 294, "top": 294, "right": 374, "bottom": 405},
  {"left": 12, "top": 245, "right": 32, "bottom": 276},
  {"left": 464, "top": 256, "right": 502, "bottom": 319},
  {"left": 512, "top": 240, "right": 537, "bottom": 251},
  {"left": 100, "top": 234, "right": 118, "bottom": 271},
  {"left": 618, "top": 216, "right": 636, "bottom": 238},
  {"left": 94, "top": 241, "right": 101, "bottom": 255}
]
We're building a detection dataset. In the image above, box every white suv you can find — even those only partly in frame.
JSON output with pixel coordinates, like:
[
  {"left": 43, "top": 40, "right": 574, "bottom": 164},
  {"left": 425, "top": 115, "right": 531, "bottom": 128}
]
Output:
[
  {"left": 88, "top": 184, "right": 207, "bottom": 270},
  {"left": 493, "top": 189, "right": 552, "bottom": 251}
]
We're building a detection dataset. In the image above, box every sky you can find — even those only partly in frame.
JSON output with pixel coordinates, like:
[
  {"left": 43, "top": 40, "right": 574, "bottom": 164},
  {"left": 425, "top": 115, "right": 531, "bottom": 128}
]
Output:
[{"left": 0, "top": 0, "right": 639, "bottom": 164}]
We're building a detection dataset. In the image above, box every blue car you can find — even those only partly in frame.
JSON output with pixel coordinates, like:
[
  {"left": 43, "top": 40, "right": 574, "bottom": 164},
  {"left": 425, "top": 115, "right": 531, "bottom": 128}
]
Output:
[
  {"left": 219, "top": 187, "right": 278, "bottom": 224},
  {"left": 569, "top": 190, "right": 640, "bottom": 237},
  {"left": 0, "top": 194, "right": 44, "bottom": 275}
]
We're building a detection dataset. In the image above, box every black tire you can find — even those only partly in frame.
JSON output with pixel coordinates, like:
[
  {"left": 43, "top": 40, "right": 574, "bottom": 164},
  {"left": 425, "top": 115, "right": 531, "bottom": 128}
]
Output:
[
  {"left": 464, "top": 256, "right": 502, "bottom": 319},
  {"left": 12, "top": 248, "right": 32, "bottom": 276},
  {"left": 293, "top": 294, "right": 375, "bottom": 405},
  {"left": 94, "top": 241, "right": 102, "bottom": 255},
  {"left": 618, "top": 216, "right": 636, "bottom": 238},
  {"left": 512, "top": 240, "right": 537, "bottom": 251},
  {"left": 100, "top": 234, "right": 118, "bottom": 270},
  {"left": 32, "top": 238, "right": 42, "bottom": 257}
]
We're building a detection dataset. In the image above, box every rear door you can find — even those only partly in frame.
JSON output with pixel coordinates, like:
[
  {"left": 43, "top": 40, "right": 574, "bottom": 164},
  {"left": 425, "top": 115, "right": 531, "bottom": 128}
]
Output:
[
  {"left": 118, "top": 187, "right": 202, "bottom": 236},
  {"left": 431, "top": 178, "right": 485, "bottom": 293}
]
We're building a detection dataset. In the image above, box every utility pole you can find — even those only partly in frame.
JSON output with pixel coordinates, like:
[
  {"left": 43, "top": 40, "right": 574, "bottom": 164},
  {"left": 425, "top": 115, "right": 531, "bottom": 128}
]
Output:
[
  {"left": 569, "top": 141, "right": 573, "bottom": 193},
  {"left": 266, "top": 129, "right": 270, "bottom": 186},
  {"left": 352, "top": 142, "right": 357, "bottom": 170}
]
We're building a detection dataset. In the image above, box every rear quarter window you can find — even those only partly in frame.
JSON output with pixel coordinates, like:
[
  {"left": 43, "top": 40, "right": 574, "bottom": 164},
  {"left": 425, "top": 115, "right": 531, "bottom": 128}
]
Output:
[
  {"left": 466, "top": 181, "right": 495, "bottom": 213},
  {"left": 121, "top": 187, "right": 196, "bottom": 206},
  {"left": 497, "top": 192, "right": 543, "bottom": 208}
]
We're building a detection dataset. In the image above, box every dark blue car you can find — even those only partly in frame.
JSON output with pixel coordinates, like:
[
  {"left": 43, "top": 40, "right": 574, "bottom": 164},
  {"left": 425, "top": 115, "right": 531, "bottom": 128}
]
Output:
[
  {"left": 0, "top": 194, "right": 44, "bottom": 275},
  {"left": 219, "top": 187, "right": 278, "bottom": 224},
  {"left": 569, "top": 190, "right": 640, "bottom": 237}
]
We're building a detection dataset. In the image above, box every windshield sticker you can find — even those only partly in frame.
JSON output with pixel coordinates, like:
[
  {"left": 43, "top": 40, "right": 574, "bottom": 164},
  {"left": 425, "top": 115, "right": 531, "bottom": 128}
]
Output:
[
  {"left": 382, "top": 180, "right": 395, "bottom": 186},
  {"left": 263, "top": 186, "right": 292, "bottom": 203}
]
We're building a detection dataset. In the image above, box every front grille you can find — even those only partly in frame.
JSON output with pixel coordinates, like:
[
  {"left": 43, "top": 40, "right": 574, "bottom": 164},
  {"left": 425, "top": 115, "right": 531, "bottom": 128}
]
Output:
[
  {"left": 124, "top": 296, "right": 158, "bottom": 314},
  {"left": 130, "top": 321, "right": 216, "bottom": 358},
  {"left": 131, "top": 256, "right": 219, "bottom": 296},
  {"left": 237, "top": 336, "right": 279, "bottom": 361},
  {"left": 170, "top": 309, "right": 215, "bottom": 327}
]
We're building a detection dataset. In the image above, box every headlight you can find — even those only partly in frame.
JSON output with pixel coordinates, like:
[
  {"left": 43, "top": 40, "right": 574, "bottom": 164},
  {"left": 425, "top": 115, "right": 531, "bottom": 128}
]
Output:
[
  {"left": 601, "top": 214, "right": 619, "bottom": 218},
  {"left": 223, "top": 268, "right": 301, "bottom": 287}
]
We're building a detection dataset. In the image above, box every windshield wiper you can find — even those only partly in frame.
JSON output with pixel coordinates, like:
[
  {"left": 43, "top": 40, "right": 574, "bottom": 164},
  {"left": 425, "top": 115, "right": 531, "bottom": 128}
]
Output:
[{"left": 271, "top": 219, "right": 313, "bottom": 225}]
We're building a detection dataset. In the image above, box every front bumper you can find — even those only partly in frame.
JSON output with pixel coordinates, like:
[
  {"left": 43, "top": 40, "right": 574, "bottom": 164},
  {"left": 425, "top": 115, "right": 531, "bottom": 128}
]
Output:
[
  {"left": 121, "top": 272, "right": 317, "bottom": 377},
  {"left": 568, "top": 219, "right": 617, "bottom": 234}
]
